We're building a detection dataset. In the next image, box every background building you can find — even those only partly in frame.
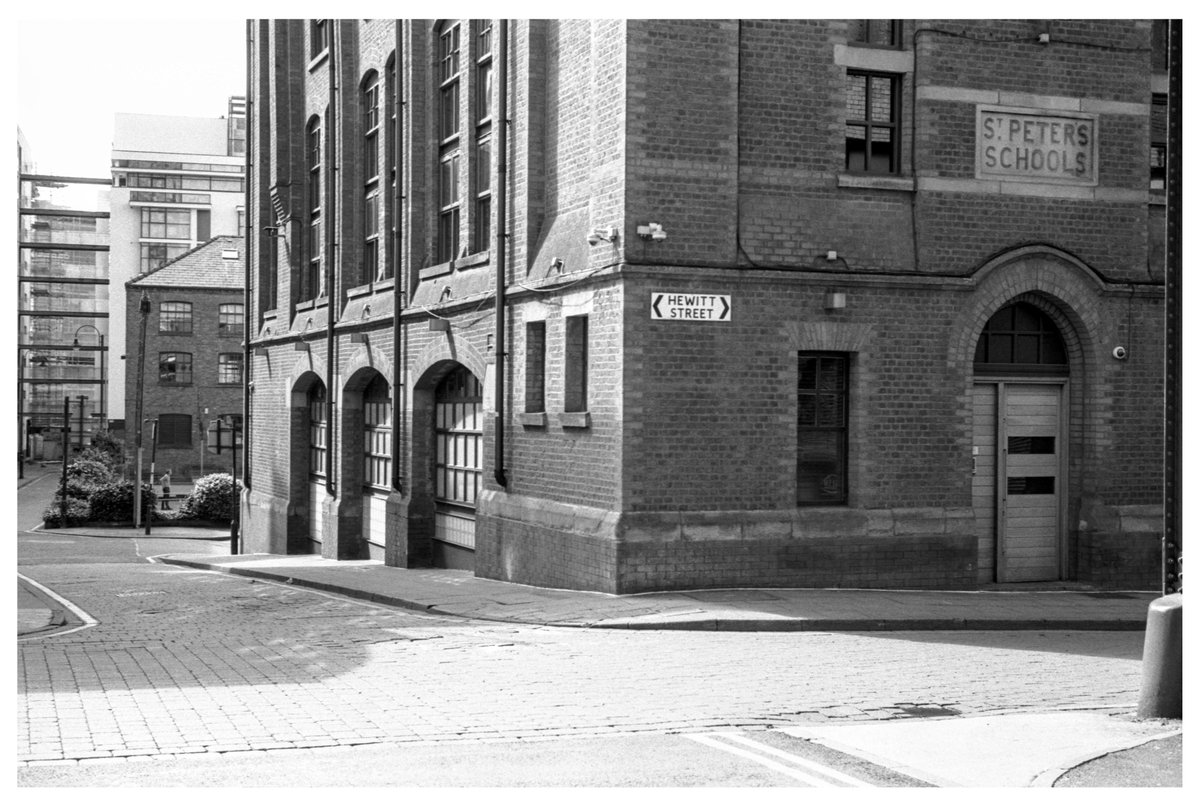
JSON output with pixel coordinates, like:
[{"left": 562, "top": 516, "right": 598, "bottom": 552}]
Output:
[
  {"left": 124, "top": 236, "right": 245, "bottom": 481},
  {"left": 17, "top": 130, "right": 111, "bottom": 467},
  {"left": 242, "top": 20, "right": 1167, "bottom": 592},
  {"left": 107, "top": 100, "right": 246, "bottom": 433}
]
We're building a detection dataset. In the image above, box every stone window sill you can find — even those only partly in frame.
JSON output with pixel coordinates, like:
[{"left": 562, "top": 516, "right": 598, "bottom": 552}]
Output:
[{"left": 560, "top": 412, "right": 590, "bottom": 429}]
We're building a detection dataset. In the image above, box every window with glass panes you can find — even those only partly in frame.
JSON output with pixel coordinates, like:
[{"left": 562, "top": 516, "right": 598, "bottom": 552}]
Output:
[
  {"left": 309, "top": 382, "right": 327, "bottom": 478},
  {"left": 384, "top": 55, "right": 397, "bottom": 280},
  {"left": 307, "top": 117, "right": 323, "bottom": 298},
  {"left": 1151, "top": 94, "right": 1167, "bottom": 190},
  {"left": 141, "top": 208, "right": 191, "bottom": 239},
  {"left": 159, "top": 301, "right": 193, "bottom": 333},
  {"left": 435, "top": 367, "right": 482, "bottom": 507},
  {"left": 218, "top": 303, "right": 243, "bottom": 337},
  {"left": 849, "top": 20, "right": 900, "bottom": 47},
  {"left": 310, "top": 19, "right": 328, "bottom": 58},
  {"left": 141, "top": 243, "right": 187, "bottom": 272},
  {"left": 845, "top": 71, "right": 899, "bottom": 174},
  {"left": 363, "top": 375, "right": 391, "bottom": 490},
  {"left": 437, "top": 22, "right": 462, "bottom": 264},
  {"left": 797, "top": 353, "right": 848, "bottom": 505},
  {"left": 158, "top": 352, "right": 193, "bottom": 385},
  {"left": 217, "top": 353, "right": 243, "bottom": 385},
  {"left": 473, "top": 20, "right": 494, "bottom": 254},
  {"left": 362, "top": 71, "right": 381, "bottom": 283}
]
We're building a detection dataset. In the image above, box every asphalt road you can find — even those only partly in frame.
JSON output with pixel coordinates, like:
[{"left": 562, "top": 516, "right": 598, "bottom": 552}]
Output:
[{"left": 16, "top": 470, "right": 1173, "bottom": 787}]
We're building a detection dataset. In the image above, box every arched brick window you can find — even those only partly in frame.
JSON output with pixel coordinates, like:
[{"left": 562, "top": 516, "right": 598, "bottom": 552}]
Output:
[{"left": 974, "top": 302, "right": 1068, "bottom": 376}]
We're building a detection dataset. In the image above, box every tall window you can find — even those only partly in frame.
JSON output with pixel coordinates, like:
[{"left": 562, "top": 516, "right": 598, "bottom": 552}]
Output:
[
  {"left": 797, "top": 353, "right": 848, "bottom": 505},
  {"left": 363, "top": 374, "right": 392, "bottom": 490},
  {"left": 363, "top": 71, "right": 381, "bottom": 285},
  {"left": 309, "top": 382, "right": 327, "bottom": 478},
  {"left": 218, "top": 353, "right": 243, "bottom": 385},
  {"left": 524, "top": 321, "right": 546, "bottom": 413},
  {"left": 158, "top": 414, "right": 193, "bottom": 448},
  {"left": 473, "top": 20, "right": 494, "bottom": 254},
  {"left": 158, "top": 352, "right": 193, "bottom": 385},
  {"left": 437, "top": 22, "right": 462, "bottom": 264},
  {"left": 159, "top": 301, "right": 193, "bottom": 333},
  {"left": 384, "top": 54, "right": 397, "bottom": 281},
  {"left": 218, "top": 303, "right": 244, "bottom": 337},
  {"left": 310, "top": 19, "right": 328, "bottom": 59},
  {"left": 849, "top": 20, "right": 900, "bottom": 47},
  {"left": 564, "top": 316, "right": 589, "bottom": 413},
  {"left": 140, "top": 208, "right": 191, "bottom": 239},
  {"left": 1151, "top": 94, "right": 1167, "bottom": 191},
  {"left": 845, "top": 71, "right": 899, "bottom": 174},
  {"left": 307, "top": 117, "right": 323, "bottom": 298}
]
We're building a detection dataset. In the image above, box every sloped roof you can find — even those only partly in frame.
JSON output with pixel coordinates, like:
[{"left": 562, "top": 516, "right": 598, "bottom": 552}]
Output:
[{"left": 128, "top": 236, "right": 244, "bottom": 290}]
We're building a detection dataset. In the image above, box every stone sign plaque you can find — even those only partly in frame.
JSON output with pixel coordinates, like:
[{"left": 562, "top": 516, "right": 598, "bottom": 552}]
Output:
[{"left": 976, "top": 106, "right": 1099, "bottom": 186}]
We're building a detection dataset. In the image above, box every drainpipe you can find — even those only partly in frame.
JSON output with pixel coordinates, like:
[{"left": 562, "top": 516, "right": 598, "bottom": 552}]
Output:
[
  {"left": 325, "top": 20, "right": 339, "bottom": 496},
  {"left": 493, "top": 19, "right": 509, "bottom": 488},
  {"left": 392, "top": 19, "right": 406, "bottom": 493},
  {"left": 243, "top": 19, "right": 253, "bottom": 491}
]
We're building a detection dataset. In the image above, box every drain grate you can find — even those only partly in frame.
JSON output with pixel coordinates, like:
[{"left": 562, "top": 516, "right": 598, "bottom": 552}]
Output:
[{"left": 895, "top": 705, "right": 961, "bottom": 718}]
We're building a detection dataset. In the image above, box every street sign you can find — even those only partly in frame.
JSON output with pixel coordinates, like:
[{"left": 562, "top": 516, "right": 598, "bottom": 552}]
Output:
[{"left": 651, "top": 292, "right": 731, "bottom": 322}]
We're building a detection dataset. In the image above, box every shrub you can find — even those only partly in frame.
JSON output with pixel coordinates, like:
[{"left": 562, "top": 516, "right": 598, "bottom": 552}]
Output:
[
  {"left": 80, "top": 430, "right": 125, "bottom": 471},
  {"left": 87, "top": 480, "right": 157, "bottom": 523},
  {"left": 42, "top": 496, "right": 90, "bottom": 527},
  {"left": 185, "top": 473, "right": 241, "bottom": 522},
  {"left": 66, "top": 458, "right": 116, "bottom": 490}
]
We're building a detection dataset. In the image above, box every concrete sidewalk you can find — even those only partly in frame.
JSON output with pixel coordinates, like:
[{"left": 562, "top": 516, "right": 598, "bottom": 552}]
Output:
[{"left": 153, "top": 551, "right": 1158, "bottom": 632}]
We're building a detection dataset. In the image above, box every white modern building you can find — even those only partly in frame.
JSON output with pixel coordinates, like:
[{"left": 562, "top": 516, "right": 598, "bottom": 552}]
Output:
[{"left": 107, "top": 97, "right": 245, "bottom": 430}]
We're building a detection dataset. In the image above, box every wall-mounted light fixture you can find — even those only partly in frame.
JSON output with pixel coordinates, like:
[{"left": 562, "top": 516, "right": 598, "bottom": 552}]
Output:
[
  {"left": 429, "top": 319, "right": 450, "bottom": 332},
  {"left": 587, "top": 227, "right": 619, "bottom": 246},
  {"left": 637, "top": 222, "right": 667, "bottom": 241},
  {"left": 253, "top": 346, "right": 268, "bottom": 357},
  {"left": 823, "top": 291, "right": 847, "bottom": 311},
  {"left": 293, "top": 342, "right": 310, "bottom": 352},
  {"left": 549, "top": 257, "right": 564, "bottom": 272},
  {"left": 439, "top": 285, "right": 453, "bottom": 302},
  {"left": 350, "top": 333, "right": 369, "bottom": 344}
]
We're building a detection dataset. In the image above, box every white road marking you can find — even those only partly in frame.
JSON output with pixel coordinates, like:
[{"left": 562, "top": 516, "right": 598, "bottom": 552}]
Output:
[
  {"left": 686, "top": 732, "right": 875, "bottom": 787},
  {"left": 17, "top": 572, "right": 98, "bottom": 640}
]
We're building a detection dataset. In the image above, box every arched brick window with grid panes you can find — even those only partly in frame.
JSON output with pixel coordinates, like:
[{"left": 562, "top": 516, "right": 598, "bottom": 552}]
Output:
[
  {"left": 973, "top": 302, "right": 1068, "bottom": 376},
  {"left": 363, "top": 374, "right": 391, "bottom": 490}
]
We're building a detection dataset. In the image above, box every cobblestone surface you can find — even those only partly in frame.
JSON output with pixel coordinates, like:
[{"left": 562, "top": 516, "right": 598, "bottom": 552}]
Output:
[{"left": 18, "top": 560, "right": 1145, "bottom": 764}]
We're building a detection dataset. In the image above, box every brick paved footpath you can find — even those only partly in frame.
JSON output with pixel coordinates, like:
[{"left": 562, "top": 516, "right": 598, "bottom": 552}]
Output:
[{"left": 18, "top": 557, "right": 1150, "bottom": 765}]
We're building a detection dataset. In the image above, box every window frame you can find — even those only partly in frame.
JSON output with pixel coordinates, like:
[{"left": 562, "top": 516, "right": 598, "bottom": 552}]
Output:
[
  {"left": 436, "top": 21, "right": 463, "bottom": 265},
  {"left": 363, "top": 375, "right": 392, "bottom": 491},
  {"left": 306, "top": 116, "right": 323, "bottom": 299},
  {"left": 564, "top": 315, "right": 589, "bottom": 414},
  {"left": 849, "top": 20, "right": 901, "bottom": 48},
  {"left": 796, "top": 352, "right": 849, "bottom": 506},
  {"left": 309, "top": 383, "right": 327, "bottom": 479},
  {"left": 218, "top": 303, "right": 244, "bottom": 337},
  {"left": 158, "top": 351, "right": 194, "bottom": 386},
  {"left": 217, "top": 353, "right": 244, "bottom": 385},
  {"left": 844, "top": 70, "right": 901, "bottom": 175},
  {"left": 158, "top": 301, "right": 193, "bottom": 334},
  {"left": 524, "top": 320, "right": 546, "bottom": 414}
]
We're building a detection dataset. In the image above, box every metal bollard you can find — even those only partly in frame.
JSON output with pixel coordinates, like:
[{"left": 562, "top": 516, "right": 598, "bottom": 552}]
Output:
[{"left": 1137, "top": 593, "right": 1183, "bottom": 718}]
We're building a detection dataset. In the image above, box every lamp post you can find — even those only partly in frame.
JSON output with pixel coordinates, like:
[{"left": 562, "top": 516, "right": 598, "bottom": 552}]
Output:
[
  {"left": 72, "top": 324, "right": 106, "bottom": 431},
  {"left": 76, "top": 395, "right": 88, "bottom": 453}
]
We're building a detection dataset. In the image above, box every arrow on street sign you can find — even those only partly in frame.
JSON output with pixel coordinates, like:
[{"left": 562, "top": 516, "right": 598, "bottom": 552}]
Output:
[{"left": 651, "top": 293, "right": 731, "bottom": 322}]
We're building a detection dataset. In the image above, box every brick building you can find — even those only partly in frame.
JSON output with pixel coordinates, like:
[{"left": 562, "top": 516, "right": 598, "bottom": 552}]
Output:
[
  {"left": 125, "top": 236, "right": 245, "bottom": 481},
  {"left": 241, "top": 20, "right": 1167, "bottom": 591}
]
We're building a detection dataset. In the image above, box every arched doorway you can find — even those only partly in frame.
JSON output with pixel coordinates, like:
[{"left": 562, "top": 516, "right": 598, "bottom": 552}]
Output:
[
  {"left": 972, "top": 301, "right": 1069, "bottom": 583},
  {"left": 432, "top": 365, "right": 483, "bottom": 569}
]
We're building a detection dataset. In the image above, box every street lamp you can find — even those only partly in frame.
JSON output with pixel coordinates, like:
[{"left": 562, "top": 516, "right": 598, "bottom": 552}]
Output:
[{"left": 72, "top": 324, "right": 106, "bottom": 430}]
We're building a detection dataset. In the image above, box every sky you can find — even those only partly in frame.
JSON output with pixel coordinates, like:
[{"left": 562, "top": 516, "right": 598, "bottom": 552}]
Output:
[{"left": 17, "top": 18, "right": 248, "bottom": 177}]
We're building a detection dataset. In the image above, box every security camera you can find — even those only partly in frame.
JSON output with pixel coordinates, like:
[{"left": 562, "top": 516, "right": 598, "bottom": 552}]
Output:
[
  {"left": 587, "top": 232, "right": 602, "bottom": 246},
  {"left": 1112, "top": 346, "right": 1128, "bottom": 360}
]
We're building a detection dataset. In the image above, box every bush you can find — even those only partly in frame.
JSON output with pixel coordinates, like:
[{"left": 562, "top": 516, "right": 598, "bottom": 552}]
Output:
[
  {"left": 87, "top": 480, "right": 157, "bottom": 523},
  {"left": 80, "top": 430, "right": 125, "bottom": 471},
  {"left": 185, "top": 473, "right": 241, "bottom": 522},
  {"left": 66, "top": 458, "right": 116, "bottom": 490},
  {"left": 42, "top": 496, "right": 90, "bottom": 527}
]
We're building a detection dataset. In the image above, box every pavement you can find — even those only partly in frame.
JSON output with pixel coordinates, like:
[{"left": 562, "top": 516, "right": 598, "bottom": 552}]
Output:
[{"left": 19, "top": 521, "right": 1183, "bottom": 787}]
